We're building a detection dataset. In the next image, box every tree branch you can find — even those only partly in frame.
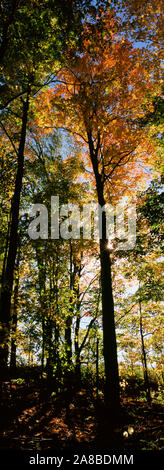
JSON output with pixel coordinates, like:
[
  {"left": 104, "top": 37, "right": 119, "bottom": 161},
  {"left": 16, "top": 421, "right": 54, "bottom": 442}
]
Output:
[
  {"left": 79, "top": 273, "right": 99, "bottom": 305},
  {"left": 104, "top": 150, "right": 134, "bottom": 180},
  {"left": 0, "top": 121, "right": 18, "bottom": 155},
  {"left": 0, "top": 90, "right": 27, "bottom": 111},
  {"left": 115, "top": 303, "right": 137, "bottom": 326},
  {"left": 79, "top": 288, "right": 100, "bottom": 353},
  {"left": 79, "top": 316, "right": 97, "bottom": 354}
]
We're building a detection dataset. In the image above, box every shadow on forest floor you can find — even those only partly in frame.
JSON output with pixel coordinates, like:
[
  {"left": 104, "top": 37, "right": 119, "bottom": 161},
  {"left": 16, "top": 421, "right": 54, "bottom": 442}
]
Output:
[{"left": 0, "top": 378, "right": 163, "bottom": 452}]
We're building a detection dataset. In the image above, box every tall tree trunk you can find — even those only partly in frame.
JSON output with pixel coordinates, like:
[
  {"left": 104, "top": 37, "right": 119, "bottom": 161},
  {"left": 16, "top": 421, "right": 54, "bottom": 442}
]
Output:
[
  {"left": 139, "top": 297, "right": 151, "bottom": 404},
  {"left": 74, "top": 256, "right": 83, "bottom": 379},
  {"left": 75, "top": 313, "right": 81, "bottom": 377},
  {"left": 36, "top": 246, "right": 47, "bottom": 377},
  {"left": 0, "top": 90, "right": 30, "bottom": 372},
  {"left": 46, "top": 267, "right": 54, "bottom": 379},
  {"left": 65, "top": 241, "right": 73, "bottom": 367},
  {"left": 10, "top": 243, "right": 20, "bottom": 370},
  {"left": 41, "top": 316, "right": 45, "bottom": 376},
  {"left": 88, "top": 131, "right": 120, "bottom": 414},
  {"left": 1, "top": 211, "right": 11, "bottom": 289},
  {"left": 54, "top": 322, "right": 60, "bottom": 379},
  {"left": 100, "top": 234, "right": 120, "bottom": 411},
  {"left": 96, "top": 337, "right": 99, "bottom": 400},
  {"left": 46, "top": 316, "right": 53, "bottom": 379},
  {"left": 53, "top": 253, "right": 61, "bottom": 382}
]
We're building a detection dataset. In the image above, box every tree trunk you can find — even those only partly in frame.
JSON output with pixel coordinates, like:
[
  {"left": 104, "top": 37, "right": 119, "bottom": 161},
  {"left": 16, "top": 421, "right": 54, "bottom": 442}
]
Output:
[
  {"left": 46, "top": 267, "right": 54, "bottom": 379},
  {"left": 74, "top": 256, "right": 83, "bottom": 379},
  {"left": 0, "top": 90, "right": 30, "bottom": 372},
  {"left": 54, "top": 322, "right": 60, "bottom": 380},
  {"left": 65, "top": 241, "right": 73, "bottom": 367},
  {"left": 53, "top": 254, "right": 61, "bottom": 382},
  {"left": 96, "top": 337, "right": 99, "bottom": 400},
  {"left": 75, "top": 314, "right": 81, "bottom": 377},
  {"left": 100, "top": 234, "right": 120, "bottom": 412},
  {"left": 41, "top": 317, "right": 45, "bottom": 376},
  {"left": 139, "top": 298, "right": 151, "bottom": 404},
  {"left": 65, "top": 316, "right": 72, "bottom": 367},
  {"left": 1, "top": 211, "right": 11, "bottom": 289},
  {"left": 36, "top": 246, "right": 47, "bottom": 377},
  {"left": 10, "top": 243, "right": 20, "bottom": 370},
  {"left": 88, "top": 131, "right": 120, "bottom": 414},
  {"left": 46, "top": 317, "right": 53, "bottom": 379}
]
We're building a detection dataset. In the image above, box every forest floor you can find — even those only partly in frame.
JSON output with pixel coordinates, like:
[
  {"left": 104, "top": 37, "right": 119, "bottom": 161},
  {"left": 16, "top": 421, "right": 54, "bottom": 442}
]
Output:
[{"left": 0, "top": 376, "right": 163, "bottom": 455}]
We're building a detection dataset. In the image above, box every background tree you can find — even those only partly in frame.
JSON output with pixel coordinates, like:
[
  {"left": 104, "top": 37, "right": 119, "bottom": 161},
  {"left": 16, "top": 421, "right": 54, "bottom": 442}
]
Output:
[{"left": 0, "top": 0, "right": 100, "bottom": 372}]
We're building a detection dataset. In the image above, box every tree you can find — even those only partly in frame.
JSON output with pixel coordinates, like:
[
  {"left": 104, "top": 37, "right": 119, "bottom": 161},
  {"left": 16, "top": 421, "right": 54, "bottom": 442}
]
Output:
[
  {"left": 0, "top": 88, "right": 30, "bottom": 370},
  {"left": 21, "top": 130, "right": 97, "bottom": 380},
  {"left": 35, "top": 6, "right": 162, "bottom": 413},
  {"left": 114, "top": 174, "right": 163, "bottom": 401},
  {"left": 0, "top": 0, "right": 99, "bottom": 372}
]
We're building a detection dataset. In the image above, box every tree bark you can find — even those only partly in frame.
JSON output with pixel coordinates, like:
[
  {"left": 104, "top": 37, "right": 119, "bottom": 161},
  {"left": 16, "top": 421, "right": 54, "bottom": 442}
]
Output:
[
  {"left": 36, "top": 245, "right": 47, "bottom": 377},
  {"left": 65, "top": 241, "right": 73, "bottom": 367},
  {"left": 53, "top": 253, "right": 61, "bottom": 382},
  {"left": 75, "top": 313, "right": 81, "bottom": 377},
  {"left": 1, "top": 212, "right": 11, "bottom": 289},
  {"left": 88, "top": 130, "right": 120, "bottom": 414},
  {"left": 100, "top": 235, "right": 120, "bottom": 412},
  {"left": 0, "top": 90, "right": 30, "bottom": 372},
  {"left": 10, "top": 243, "right": 20, "bottom": 370},
  {"left": 139, "top": 298, "right": 151, "bottom": 404},
  {"left": 46, "top": 267, "right": 54, "bottom": 379},
  {"left": 96, "top": 337, "right": 99, "bottom": 400}
]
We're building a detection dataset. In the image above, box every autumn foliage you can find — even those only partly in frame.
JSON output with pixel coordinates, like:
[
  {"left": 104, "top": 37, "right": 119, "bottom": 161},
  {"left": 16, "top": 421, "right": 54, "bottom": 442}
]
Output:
[{"left": 0, "top": 0, "right": 163, "bottom": 459}]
